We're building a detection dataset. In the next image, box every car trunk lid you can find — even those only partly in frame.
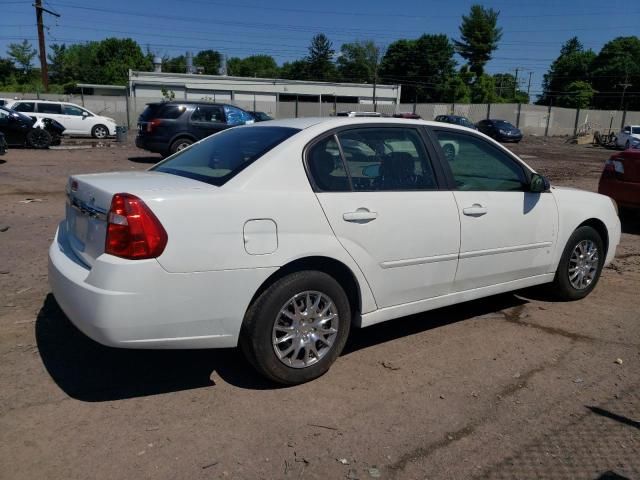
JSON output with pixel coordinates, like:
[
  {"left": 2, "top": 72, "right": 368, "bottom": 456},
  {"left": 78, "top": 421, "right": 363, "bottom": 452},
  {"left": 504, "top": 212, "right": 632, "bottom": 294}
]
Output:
[{"left": 65, "top": 171, "right": 211, "bottom": 267}]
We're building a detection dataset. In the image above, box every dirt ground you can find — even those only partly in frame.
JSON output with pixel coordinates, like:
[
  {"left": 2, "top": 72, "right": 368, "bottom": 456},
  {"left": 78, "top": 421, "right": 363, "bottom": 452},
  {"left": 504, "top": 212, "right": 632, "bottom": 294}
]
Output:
[{"left": 0, "top": 137, "right": 638, "bottom": 480}]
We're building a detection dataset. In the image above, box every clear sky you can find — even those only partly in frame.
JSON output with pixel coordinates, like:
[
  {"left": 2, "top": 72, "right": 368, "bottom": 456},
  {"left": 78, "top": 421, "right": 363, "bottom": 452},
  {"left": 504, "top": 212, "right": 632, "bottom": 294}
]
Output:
[{"left": 1, "top": 0, "right": 638, "bottom": 96}]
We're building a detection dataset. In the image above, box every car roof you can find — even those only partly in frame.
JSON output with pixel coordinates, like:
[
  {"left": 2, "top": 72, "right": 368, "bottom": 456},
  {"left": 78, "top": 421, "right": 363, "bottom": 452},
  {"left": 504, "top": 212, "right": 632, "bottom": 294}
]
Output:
[
  {"left": 251, "top": 116, "right": 476, "bottom": 132},
  {"left": 146, "top": 101, "right": 237, "bottom": 107}
]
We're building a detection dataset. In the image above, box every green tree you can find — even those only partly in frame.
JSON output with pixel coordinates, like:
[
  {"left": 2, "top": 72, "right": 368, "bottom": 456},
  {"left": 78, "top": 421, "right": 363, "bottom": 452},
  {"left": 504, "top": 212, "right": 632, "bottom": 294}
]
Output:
[
  {"left": 163, "top": 55, "right": 187, "bottom": 73},
  {"left": 455, "top": 5, "right": 502, "bottom": 79},
  {"left": 380, "top": 35, "right": 458, "bottom": 102},
  {"left": 538, "top": 37, "right": 595, "bottom": 107},
  {"left": 194, "top": 49, "right": 221, "bottom": 75},
  {"left": 471, "top": 74, "right": 498, "bottom": 103},
  {"left": 227, "top": 55, "right": 279, "bottom": 77},
  {"left": 94, "top": 38, "right": 151, "bottom": 84},
  {"left": 336, "top": 40, "right": 380, "bottom": 83},
  {"left": 7, "top": 40, "right": 37, "bottom": 74},
  {"left": 0, "top": 58, "right": 15, "bottom": 84},
  {"left": 590, "top": 36, "right": 640, "bottom": 110},
  {"left": 47, "top": 44, "right": 68, "bottom": 84},
  {"left": 556, "top": 80, "right": 596, "bottom": 108},
  {"left": 492, "top": 72, "right": 529, "bottom": 102},
  {"left": 306, "top": 33, "right": 336, "bottom": 81},
  {"left": 280, "top": 59, "right": 309, "bottom": 80}
]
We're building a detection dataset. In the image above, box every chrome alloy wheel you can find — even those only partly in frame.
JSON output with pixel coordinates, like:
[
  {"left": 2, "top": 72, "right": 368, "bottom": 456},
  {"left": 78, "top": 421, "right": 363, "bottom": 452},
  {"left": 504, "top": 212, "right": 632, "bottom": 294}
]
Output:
[
  {"left": 272, "top": 291, "right": 339, "bottom": 369},
  {"left": 568, "top": 239, "right": 599, "bottom": 290},
  {"left": 176, "top": 141, "right": 191, "bottom": 151},
  {"left": 93, "top": 125, "right": 108, "bottom": 139}
]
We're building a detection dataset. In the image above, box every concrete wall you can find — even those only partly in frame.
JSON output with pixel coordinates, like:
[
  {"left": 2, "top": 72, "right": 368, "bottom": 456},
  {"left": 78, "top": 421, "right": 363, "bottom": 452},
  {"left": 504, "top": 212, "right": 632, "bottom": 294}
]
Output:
[{"left": 2, "top": 91, "right": 638, "bottom": 136}]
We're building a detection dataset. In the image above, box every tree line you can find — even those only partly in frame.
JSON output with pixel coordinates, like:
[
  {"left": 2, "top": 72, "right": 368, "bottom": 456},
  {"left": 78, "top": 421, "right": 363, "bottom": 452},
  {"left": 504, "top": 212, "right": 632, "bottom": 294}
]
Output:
[{"left": 0, "top": 3, "right": 638, "bottom": 110}]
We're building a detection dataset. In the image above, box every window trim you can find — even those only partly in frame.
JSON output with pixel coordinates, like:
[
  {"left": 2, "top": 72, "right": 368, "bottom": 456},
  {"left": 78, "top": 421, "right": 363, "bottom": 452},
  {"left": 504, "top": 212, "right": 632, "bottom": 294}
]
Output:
[
  {"left": 425, "top": 126, "right": 533, "bottom": 192},
  {"left": 36, "top": 102, "right": 63, "bottom": 115},
  {"left": 303, "top": 124, "right": 447, "bottom": 193}
]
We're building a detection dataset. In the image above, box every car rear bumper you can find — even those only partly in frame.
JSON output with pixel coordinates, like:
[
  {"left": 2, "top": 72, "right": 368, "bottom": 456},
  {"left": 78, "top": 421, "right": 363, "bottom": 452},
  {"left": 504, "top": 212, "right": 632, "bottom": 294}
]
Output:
[
  {"left": 135, "top": 135, "right": 167, "bottom": 154},
  {"left": 48, "top": 222, "right": 277, "bottom": 349},
  {"left": 599, "top": 177, "right": 640, "bottom": 209}
]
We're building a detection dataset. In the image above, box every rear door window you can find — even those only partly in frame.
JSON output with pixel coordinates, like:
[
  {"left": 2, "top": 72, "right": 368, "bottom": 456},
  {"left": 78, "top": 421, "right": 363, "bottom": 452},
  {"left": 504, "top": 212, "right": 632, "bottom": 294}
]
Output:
[
  {"left": 159, "top": 105, "right": 186, "bottom": 119},
  {"left": 191, "top": 105, "right": 225, "bottom": 123},
  {"left": 336, "top": 128, "right": 438, "bottom": 191},
  {"left": 223, "top": 105, "right": 253, "bottom": 125},
  {"left": 151, "top": 126, "right": 299, "bottom": 186},
  {"left": 38, "top": 103, "right": 62, "bottom": 114},
  {"left": 63, "top": 105, "right": 85, "bottom": 116}
]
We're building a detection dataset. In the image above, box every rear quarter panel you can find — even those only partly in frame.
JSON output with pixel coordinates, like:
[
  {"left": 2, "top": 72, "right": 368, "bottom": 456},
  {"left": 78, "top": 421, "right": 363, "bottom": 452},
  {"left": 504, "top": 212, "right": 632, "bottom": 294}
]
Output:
[{"left": 551, "top": 187, "right": 621, "bottom": 266}]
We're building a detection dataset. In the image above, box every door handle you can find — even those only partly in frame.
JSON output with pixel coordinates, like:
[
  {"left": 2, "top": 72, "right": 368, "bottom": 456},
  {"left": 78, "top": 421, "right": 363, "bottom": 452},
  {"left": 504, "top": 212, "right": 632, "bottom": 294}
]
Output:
[
  {"left": 462, "top": 203, "right": 487, "bottom": 217},
  {"left": 343, "top": 208, "right": 378, "bottom": 223}
]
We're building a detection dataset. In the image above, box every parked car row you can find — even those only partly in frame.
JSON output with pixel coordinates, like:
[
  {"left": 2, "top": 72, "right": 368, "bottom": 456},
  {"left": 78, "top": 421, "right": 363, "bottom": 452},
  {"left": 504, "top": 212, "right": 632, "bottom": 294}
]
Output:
[{"left": 0, "top": 106, "right": 65, "bottom": 149}]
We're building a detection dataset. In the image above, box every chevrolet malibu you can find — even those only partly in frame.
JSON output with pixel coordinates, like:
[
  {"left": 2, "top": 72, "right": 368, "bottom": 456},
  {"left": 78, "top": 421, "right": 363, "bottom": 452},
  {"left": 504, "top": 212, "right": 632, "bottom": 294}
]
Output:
[{"left": 49, "top": 118, "right": 621, "bottom": 385}]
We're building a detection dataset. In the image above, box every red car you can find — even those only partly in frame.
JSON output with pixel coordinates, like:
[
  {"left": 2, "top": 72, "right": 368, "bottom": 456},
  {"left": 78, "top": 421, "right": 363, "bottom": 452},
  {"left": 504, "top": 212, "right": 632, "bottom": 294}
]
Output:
[{"left": 598, "top": 149, "right": 640, "bottom": 210}]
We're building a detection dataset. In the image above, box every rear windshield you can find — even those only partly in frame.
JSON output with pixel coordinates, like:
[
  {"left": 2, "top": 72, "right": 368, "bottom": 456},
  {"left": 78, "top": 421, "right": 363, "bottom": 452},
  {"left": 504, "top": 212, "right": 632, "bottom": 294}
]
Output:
[
  {"left": 139, "top": 104, "right": 163, "bottom": 121},
  {"left": 151, "top": 126, "right": 300, "bottom": 186}
]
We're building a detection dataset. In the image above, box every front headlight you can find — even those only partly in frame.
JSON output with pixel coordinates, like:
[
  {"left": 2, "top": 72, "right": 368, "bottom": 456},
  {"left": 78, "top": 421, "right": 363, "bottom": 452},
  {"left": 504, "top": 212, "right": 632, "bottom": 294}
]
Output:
[{"left": 499, "top": 129, "right": 508, "bottom": 135}]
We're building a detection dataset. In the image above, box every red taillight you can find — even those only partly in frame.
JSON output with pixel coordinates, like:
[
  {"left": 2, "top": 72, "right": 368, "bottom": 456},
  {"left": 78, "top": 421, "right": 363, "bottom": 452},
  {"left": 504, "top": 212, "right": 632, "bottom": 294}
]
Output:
[
  {"left": 105, "top": 193, "right": 168, "bottom": 259},
  {"left": 146, "top": 118, "right": 162, "bottom": 133}
]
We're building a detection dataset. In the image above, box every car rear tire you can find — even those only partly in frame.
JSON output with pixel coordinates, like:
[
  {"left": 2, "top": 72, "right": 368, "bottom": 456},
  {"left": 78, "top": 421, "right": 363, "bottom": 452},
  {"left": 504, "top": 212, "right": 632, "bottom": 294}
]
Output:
[
  {"left": 170, "top": 138, "right": 193, "bottom": 154},
  {"left": 91, "top": 124, "right": 109, "bottom": 139},
  {"left": 26, "top": 128, "right": 52, "bottom": 149},
  {"left": 240, "top": 271, "right": 351, "bottom": 385},
  {"left": 551, "top": 226, "right": 605, "bottom": 301}
]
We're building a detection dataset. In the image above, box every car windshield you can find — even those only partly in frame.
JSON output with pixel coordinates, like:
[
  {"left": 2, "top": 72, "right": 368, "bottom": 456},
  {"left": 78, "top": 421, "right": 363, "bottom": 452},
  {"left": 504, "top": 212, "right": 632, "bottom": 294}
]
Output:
[
  {"left": 151, "top": 126, "right": 300, "bottom": 186},
  {"left": 632, "top": 127, "right": 640, "bottom": 134},
  {"left": 494, "top": 120, "right": 515, "bottom": 129}
]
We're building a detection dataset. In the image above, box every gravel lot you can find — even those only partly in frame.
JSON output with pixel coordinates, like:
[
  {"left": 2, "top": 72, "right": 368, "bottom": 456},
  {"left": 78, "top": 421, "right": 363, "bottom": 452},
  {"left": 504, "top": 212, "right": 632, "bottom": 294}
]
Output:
[{"left": 1, "top": 137, "right": 639, "bottom": 479}]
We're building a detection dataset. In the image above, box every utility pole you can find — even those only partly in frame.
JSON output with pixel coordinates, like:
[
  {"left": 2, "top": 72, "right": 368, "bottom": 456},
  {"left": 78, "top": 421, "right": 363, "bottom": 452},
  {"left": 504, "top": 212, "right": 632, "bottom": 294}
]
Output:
[
  {"left": 617, "top": 72, "right": 632, "bottom": 111},
  {"left": 513, "top": 68, "right": 519, "bottom": 99},
  {"left": 527, "top": 71, "right": 533, "bottom": 102},
  {"left": 34, "top": 0, "right": 60, "bottom": 91}
]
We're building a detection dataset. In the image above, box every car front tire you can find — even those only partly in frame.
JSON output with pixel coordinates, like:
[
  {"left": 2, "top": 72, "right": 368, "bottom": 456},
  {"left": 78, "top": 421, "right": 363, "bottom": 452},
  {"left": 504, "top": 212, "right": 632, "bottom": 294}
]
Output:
[
  {"left": 26, "top": 128, "right": 52, "bottom": 149},
  {"left": 551, "top": 226, "right": 605, "bottom": 301},
  {"left": 92, "top": 124, "right": 109, "bottom": 139},
  {"left": 170, "top": 138, "right": 193, "bottom": 154},
  {"left": 240, "top": 271, "right": 351, "bottom": 385}
]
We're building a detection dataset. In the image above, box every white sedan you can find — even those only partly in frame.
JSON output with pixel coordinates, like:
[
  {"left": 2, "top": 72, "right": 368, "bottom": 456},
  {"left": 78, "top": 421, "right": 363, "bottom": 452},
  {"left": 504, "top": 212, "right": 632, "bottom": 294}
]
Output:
[{"left": 49, "top": 117, "right": 621, "bottom": 384}]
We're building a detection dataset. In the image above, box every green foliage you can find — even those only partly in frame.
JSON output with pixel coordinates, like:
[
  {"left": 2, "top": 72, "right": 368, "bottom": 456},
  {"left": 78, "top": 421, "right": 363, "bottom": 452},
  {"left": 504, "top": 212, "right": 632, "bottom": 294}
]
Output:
[
  {"left": 336, "top": 40, "right": 380, "bottom": 83},
  {"left": 471, "top": 74, "right": 498, "bottom": 103},
  {"left": 7, "top": 40, "right": 37, "bottom": 74},
  {"left": 492, "top": 73, "right": 529, "bottom": 103},
  {"left": 163, "top": 55, "right": 186, "bottom": 74},
  {"left": 94, "top": 38, "right": 151, "bottom": 84},
  {"left": 194, "top": 50, "right": 222, "bottom": 75},
  {"left": 380, "top": 35, "right": 457, "bottom": 102},
  {"left": 591, "top": 36, "right": 640, "bottom": 110},
  {"left": 280, "top": 59, "right": 310, "bottom": 80},
  {"left": 227, "top": 55, "right": 279, "bottom": 77},
  {"left": 455, "top": 5, "right": 502, "bottom": 78},
  {"left": 306, "top": 34, "right": 336, "bottom": 81},
  {"left": 557, "top": 80, "right": 596, "bottom": 108},
  {"left": 160, "top": 87, "right": 176, "bottom": 101},
  {"left": 0, "top": 58, "right": 15, "bottom": 84},
  {"left": 539, "top": 37, "right": 595, "bottom": 107}
]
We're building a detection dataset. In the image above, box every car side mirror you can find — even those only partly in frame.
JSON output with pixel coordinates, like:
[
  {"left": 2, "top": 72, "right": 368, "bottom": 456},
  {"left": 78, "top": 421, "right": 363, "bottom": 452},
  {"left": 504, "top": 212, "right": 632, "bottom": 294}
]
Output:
[
  {"left": 530, "top": 173, "right": 550, "bottom": 193},
  {"left": 82, "top": 111, "right": 89, "bottom": 117}
]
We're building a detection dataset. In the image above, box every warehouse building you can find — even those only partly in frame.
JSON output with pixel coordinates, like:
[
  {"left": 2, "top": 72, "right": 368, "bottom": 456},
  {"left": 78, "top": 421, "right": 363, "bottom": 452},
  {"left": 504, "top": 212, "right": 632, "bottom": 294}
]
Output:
[{"left": 128, "top": 70, "right": 401, "bottom": 115}]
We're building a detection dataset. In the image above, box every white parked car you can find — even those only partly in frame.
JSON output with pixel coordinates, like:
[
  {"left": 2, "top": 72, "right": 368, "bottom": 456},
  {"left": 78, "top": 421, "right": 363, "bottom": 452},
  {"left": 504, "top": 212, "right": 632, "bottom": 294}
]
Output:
[
  {"left": 49, "top": 118, "right": 621, "bottom": 384},
  {"left": 615, "top": 124, "right": 640, "bottom": 149},
  {"left": 7, "top": 100, "right": 117, "bottom": 139}
]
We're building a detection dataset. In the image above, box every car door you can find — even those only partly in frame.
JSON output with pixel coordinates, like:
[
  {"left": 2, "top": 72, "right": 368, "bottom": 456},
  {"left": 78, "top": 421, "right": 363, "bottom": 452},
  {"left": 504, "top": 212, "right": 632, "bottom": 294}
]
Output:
[
  {"left": 36, "top": 102, "right": 66, "bottom": 128},
  {"left": 62, "top": 104, "right": 88, "bottom": 134},
  {"left": 430, "top": 128, "right": 558, "bottom": 292},
  {"left": 308, "top": 126, "right": 460, "bottom": 308},
  {"left": 189, "top": 105, "right": 227, "bottom": 140}
]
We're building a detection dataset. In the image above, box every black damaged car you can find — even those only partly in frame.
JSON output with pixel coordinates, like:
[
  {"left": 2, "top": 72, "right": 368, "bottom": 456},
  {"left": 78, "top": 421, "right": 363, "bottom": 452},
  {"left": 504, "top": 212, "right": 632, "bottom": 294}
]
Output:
[
  {"left": 476, "top": 119, "right": 523, "bottom": 143},
  {"left": 0, "top": 105, "right": 65, "bottom": 149}
]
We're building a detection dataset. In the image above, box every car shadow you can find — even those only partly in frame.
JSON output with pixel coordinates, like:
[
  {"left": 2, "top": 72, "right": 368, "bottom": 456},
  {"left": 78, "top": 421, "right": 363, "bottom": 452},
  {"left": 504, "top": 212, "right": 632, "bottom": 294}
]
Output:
[
  {"left": 37, "top": 292, "right": 527, "bottom": 401},
  {"left": 128, "top": 155, "right": 162, "bottom": 164},
  {"left": 0, "top": 159, "right": 6, "bottom": 165}
]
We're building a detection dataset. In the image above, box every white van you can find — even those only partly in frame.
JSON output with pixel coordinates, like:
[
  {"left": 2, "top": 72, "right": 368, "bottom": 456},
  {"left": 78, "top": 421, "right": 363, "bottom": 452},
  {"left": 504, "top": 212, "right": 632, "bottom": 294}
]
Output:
[{"left": 7, "top": 100, "right": 117, "bottom": 139}]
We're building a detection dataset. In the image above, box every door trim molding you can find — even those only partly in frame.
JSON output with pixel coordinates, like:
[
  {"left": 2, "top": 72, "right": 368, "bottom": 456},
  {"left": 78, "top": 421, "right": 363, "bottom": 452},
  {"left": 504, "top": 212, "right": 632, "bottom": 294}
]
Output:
[
  {"left": 459, "top": 241, "right": 553, "bottom": 260},
  {"left": 380, "top": 253, "right": 458, "bottom": 269}
]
